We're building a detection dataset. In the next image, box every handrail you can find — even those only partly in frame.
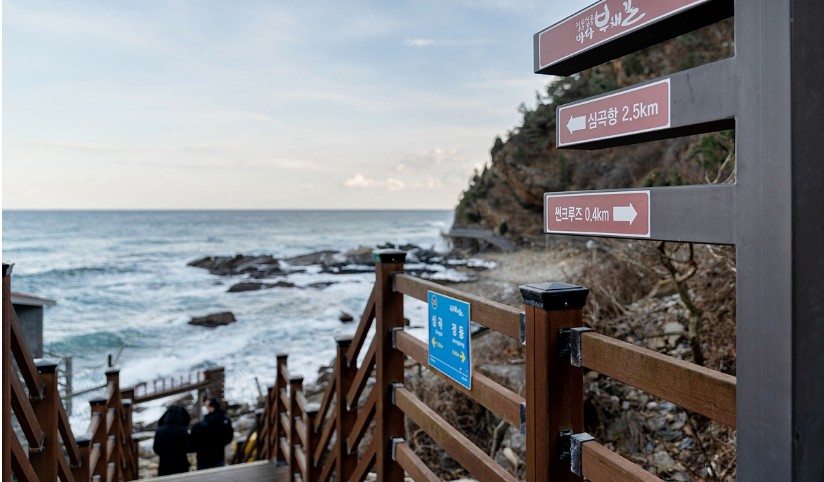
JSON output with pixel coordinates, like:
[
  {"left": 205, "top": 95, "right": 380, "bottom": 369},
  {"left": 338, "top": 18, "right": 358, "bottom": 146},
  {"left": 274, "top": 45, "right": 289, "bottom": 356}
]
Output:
[
  {"left": 394, "top": 330, "right": 524, "bottom": 427},
  {"left": 346, "top": 338, "right": 376, "bottom": 407},
  {"left": 314, "top": 377, "right": 335, "bottom": 431},
  {"left": 582, "top": 441, "right": 663, "bottom": 482},
  {"left": 4, "top": 266, "right": 138, "bottom": 481},
  {"left": 581, "top": 331, "right": 737, "bottom": 427},
  {"left": 350, "top": 439, "right": 377, "bottom": 482},
  {"left": 394, "top": 441, "right": 439, "bottom": 482},
  {"left": 394, "top": 386, "right": 519, "bottom": 482},
  {"left": 346, "top": 388, "right": 376, "bottom": 452},
  {"left": 315, "top": 408, "right": 336, "bottom": 465},
  {"left": 347, "top": 284, "right": 377, "bottom": 364},
  {"left": 394, "top": 273, "right": 522, "bottom": 339}
]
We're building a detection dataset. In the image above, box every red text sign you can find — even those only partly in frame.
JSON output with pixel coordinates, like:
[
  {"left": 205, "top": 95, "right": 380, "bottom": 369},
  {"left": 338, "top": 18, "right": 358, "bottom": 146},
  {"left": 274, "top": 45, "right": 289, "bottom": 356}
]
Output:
[
  {"left": 545, "top": 191, "right": 650, "bottom": 237},
  {"left": 558, "top": 79, "right": 670, "bottom": 147},
  {"left": 537, "top": 0, "right": 708, "bottom": 71}
]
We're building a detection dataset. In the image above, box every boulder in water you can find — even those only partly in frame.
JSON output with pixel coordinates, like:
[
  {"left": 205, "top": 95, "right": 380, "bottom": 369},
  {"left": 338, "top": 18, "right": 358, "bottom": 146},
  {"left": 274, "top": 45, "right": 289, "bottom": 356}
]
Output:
[
  {"left": 227, "top": 281, "right": 296, "bottom": 293},
  {"left": 189, "top": 312, "right": 236, "bottom": 328},
  {"left": 339, "top": 311, "right": 354, "bottom": 322}
]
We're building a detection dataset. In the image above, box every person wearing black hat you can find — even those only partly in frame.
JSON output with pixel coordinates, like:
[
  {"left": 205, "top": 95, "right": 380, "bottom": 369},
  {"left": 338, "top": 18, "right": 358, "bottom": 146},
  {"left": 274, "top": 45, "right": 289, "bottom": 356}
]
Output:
[
  {"left": 153, "top": 405, "right": 192, "bottom": 475},
  {"left": 191, "top": 397, "right": 234, "bottom": 470}
]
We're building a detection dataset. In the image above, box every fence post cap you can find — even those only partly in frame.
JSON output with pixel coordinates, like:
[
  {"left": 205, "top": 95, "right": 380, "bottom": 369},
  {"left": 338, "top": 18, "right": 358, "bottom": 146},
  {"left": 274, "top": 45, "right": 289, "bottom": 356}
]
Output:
[
  {"left": 105, "top": 367, "right": 120, "bottom": 377},
  {"left": 90, "top": 397, "right": 108, "bottom": 406},
  {"left": 276, "top": 353, "right": 288, "bottom": 360},
  {"left": 289, "top": 375, "right": 304, "bottom": 384},
  {"left": 335, "top": 335, "right": 354, "bottom": 346},
  {"left": 34, "top": 358, "right": 60, "bottom": 373},
  {"left": 373, "top": 249, "right": 407, "bottom": 264},
  {"left": 75, "top": 434, "right": 92, "bottom": 447},
  {"left": 122, "top": 399, "right": 132, "bottom": 407},
  {"left": 519, "top": 282, "right": 589, "bottom": 310},
  {"left": 2, "top": 263, "right": 13, "bottom": 276}
]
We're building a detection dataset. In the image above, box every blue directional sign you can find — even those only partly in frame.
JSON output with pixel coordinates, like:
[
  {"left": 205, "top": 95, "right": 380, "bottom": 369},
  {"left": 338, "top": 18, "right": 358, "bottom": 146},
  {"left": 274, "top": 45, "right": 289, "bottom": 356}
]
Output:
[{"left": 427, "top": 291, "right": 472, "bottom": 390}]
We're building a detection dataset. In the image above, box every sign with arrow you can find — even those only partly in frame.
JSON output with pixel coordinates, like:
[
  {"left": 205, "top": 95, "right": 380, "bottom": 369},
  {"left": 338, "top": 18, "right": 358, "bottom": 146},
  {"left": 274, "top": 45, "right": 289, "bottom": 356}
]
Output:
[
  {"left": 428, "top": 290, "right": 472, "bottom": 390},
  {"left": 545, "top": 190, "right": 650, "bottom": 238},
  {"left": 558, "top": 79, "right": 670, "bottom": 148}
]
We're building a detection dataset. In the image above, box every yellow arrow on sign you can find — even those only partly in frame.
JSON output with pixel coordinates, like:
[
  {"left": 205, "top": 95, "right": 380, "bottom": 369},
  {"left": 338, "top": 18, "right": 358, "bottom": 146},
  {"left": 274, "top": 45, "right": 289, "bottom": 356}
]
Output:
[
  {"left": 431, "top": 338, "right": 437, "bottom": 347},
  {"left": 460, "top": 352, "right": 466, "bottom": 363}
]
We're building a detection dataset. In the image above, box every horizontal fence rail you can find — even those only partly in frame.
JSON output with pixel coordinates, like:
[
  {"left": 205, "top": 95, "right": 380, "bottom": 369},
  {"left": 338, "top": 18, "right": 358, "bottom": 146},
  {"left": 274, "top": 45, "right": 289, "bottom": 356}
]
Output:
[{"left": 580, "top": 331, "right": 737, "bottom": 427}]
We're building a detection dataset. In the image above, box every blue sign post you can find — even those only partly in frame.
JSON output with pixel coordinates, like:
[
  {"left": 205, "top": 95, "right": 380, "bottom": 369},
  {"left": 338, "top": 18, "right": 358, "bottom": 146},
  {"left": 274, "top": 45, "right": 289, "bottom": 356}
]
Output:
[{"left": 427, "top": 291, "right": 472, "bottom": 390}]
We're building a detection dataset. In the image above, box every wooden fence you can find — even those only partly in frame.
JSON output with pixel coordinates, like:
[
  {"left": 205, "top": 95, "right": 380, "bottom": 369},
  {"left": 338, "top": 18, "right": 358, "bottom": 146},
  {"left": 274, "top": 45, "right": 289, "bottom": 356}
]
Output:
[
  {"left": 2, "top": 264, "right": 139, "bottom": 481},
  {"left": 249, "top": 249, "right": 737, "bottom": 481}
]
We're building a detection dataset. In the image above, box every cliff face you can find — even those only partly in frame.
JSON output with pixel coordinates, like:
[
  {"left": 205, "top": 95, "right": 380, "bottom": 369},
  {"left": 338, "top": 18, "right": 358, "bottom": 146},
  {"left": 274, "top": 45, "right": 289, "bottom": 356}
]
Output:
[{"left": 455, "top": 21, "right": 734, "bottom": 242}]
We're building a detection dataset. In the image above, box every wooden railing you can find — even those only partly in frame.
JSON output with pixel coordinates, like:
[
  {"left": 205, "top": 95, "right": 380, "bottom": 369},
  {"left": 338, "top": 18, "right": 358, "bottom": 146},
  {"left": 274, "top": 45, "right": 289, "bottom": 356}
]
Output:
[
  {"left": 250, "top": 249, "right": 737, "bottom": 481},
  {"left": 121, "top": 367, "right": 223, "bottom": 404},
  {"left": 2, "top": 263, "right": 139, "bottom": 482}
]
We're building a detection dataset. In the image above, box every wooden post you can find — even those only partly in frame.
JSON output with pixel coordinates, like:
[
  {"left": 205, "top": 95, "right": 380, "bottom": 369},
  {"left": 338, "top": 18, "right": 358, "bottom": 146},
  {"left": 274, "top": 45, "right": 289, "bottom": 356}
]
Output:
[
  {"left": 2, "top": 265, "right": 12, "bottom": 482},
  {"left": 30, "top": 359, "right": 60, "bottom": 482},
  {"left": 106, "top": 368, "right": 125, "bottom": 481},
  {"left": 520, "top": 282, "right": 588, "bottom": 482},
  {"left": 122, "top": 399, "right": 136, "bottom": 480},
  {"left": 73, "top": 435, "right": 92, "bottom": 481},
  {"left": 260, "top": 386, "right": 274, "bottom": 460},
  {"left": 273, "top": 353, "right": 288, "bottom": 464},
  {"left": 288, "top": 376, "right": 304, "bottom": 478},
  {"left": 334, "top": 335, "right": 357, "bottom": 480},
  {"left": 304, "top": 404, "right": 320, "bottom": 482},
  {"left": 204, "top": 367, "right": 226, "bottom": 402},
  {"left": 90, "top": 396, "right": 109, "bottom": 477},
  {"left": 373, "top": 249, "right": 406, "bottom": 482}
]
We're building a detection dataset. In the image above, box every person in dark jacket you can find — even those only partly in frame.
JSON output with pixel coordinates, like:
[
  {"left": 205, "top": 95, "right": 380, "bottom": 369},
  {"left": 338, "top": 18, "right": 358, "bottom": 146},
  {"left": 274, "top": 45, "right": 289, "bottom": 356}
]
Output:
[
  {"left": 153, "top": 405, "right": 192, "bottom": 475},
  {"left": 191, "top": 398, "right": 234, "bottom": 470}
]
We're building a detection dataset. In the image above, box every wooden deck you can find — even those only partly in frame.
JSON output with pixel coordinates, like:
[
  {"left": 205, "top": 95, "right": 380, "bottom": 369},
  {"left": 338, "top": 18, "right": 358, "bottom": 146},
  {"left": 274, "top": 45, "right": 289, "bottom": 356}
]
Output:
[{"left": 147, "top": 461, "right": 290, "bottom": 481}]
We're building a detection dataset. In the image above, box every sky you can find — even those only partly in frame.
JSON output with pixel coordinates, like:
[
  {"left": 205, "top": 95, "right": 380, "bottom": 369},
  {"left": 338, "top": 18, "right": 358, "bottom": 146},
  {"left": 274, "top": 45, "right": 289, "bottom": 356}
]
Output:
[{"left": 3, "top": 0, "right": 590, "bottom": 210}]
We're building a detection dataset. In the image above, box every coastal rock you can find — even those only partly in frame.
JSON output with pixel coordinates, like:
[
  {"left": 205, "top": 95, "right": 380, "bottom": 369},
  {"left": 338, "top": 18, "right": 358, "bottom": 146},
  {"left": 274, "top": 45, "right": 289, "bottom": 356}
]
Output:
[
  {"left": 306, "top": 282, "right": 335, "bottom": 289},
  {"left": 188, "top": 255, "right": 285, "bottom": 278},
  {"left": 227, "top": 281, "right": 295, "bottom": 293},
  {"left": 339, "top": 311, "right": 354, "bottom": 322},
  {"left": 283, "top": 250, "right": 341, "bottom": 266},
  {"left": 189, "top": 312, "right": 236, "bottom": 327}
]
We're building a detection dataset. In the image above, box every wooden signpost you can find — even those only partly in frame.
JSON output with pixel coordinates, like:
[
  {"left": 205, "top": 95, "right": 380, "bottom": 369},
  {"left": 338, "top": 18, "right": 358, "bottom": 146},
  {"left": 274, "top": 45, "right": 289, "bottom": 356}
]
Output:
[{"left": 536, "top": 0, "right": 824, "bottom": 480}]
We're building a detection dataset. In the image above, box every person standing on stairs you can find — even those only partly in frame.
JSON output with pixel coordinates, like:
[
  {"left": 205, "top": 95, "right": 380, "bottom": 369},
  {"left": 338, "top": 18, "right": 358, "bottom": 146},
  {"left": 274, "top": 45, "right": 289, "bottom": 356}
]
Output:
[
  {"left": 192, "top": 397, "right": 234, "bottom": 470},
  {"left": 153, "top": 406, "right": 193, "bottom": 475}
]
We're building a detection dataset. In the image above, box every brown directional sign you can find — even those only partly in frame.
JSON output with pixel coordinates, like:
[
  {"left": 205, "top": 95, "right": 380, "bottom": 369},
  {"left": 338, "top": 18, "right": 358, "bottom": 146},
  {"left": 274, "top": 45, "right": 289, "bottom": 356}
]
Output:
[
  {"left": 544, "top": 185, "right": 735, "bottom": 243},
  {"left": 534, "top": 0, "right": 733, "bottom": 76},
  {"left": 545, "top": 191, "right": 650, "bottom": 238},
  {"left": 556, "top": 59, "right": 736, "bottom": 150},
  {"left": 558, "top": 79, "right": 670, "bottom": 148}
]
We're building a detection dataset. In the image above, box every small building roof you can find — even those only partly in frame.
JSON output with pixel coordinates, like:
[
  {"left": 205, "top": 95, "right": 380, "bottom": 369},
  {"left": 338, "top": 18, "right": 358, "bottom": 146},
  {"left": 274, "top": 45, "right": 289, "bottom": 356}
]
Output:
[{"left": 11, "top": 291, "right": 56, "bottom": 307}]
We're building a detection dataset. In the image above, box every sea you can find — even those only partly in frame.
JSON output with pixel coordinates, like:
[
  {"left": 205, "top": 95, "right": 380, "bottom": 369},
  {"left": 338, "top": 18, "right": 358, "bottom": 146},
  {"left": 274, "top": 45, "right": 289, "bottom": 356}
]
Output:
[{"left": 2, "top": 210, "right": 454, "bottom": 430}]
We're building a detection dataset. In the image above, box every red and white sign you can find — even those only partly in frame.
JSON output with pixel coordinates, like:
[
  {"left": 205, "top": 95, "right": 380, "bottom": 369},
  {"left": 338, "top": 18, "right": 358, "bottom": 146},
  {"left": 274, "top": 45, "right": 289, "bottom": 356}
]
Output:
[
  {"left": 558, "top": 79, "right": 670, "bottom": 147},
  {"left": 545, "top": 191, "right": 650, "bottom": 238},
  {"left": 537, "top": 0, "right": 709, "bottom": 71}
]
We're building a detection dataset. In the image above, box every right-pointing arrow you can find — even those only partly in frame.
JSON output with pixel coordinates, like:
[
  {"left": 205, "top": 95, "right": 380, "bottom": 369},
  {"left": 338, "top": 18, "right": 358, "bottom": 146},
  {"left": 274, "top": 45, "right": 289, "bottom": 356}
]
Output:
[
  {"left": 613, "top": 203, "right": 638, "bottom": 224},
  {"left": 566, "top": 115, "right": 586, "bottom": 133}
]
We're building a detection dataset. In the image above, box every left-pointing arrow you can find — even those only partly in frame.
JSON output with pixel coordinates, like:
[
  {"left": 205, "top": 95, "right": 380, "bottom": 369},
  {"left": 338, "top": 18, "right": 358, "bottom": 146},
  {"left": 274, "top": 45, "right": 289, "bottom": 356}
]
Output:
[
  {"left": 567, "top": 115, "right": 586, "bottom": 133},
  {"left": 613, "top": 204, "right": 638, "bottom": 224}
]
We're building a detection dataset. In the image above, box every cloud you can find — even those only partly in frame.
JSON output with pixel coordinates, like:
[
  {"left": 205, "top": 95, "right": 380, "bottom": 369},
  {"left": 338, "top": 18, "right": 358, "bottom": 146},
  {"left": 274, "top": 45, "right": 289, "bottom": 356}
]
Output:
[
  {"left": 343, "top": 174, "right": 405, "bottom": 191},
  {"left": 405, "top": 38, "right": 434, "bottom": 47}
]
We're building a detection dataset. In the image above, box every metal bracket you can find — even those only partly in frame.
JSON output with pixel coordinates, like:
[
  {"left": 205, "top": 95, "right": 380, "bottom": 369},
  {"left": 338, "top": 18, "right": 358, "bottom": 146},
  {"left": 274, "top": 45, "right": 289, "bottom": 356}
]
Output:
[
  {"left": 558, "top": 429, "right": 574, "bottom": 463},
  {"left": 390, "top": 382, "right": 404, "bottom": 406},
  {"left": 29, "top": 432, "right": 46, "bottom": 453},
  {"left": 570, "top": 432, "right": 595, "bottom": 476},
  {"left": 558, "top": 327, "right": 593, "bottom": 367},
  {"left": 519, "top": 312, "right": 526, "bottom": 346},
  {"left": 520, "top": 402, "right": 527, "bottom": 434},
  {"left": 391, "top": 327, "right": 404, "bottom": 350},
  {"left": 390, "top": 437, "right": 405, "bottom": 461}
]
